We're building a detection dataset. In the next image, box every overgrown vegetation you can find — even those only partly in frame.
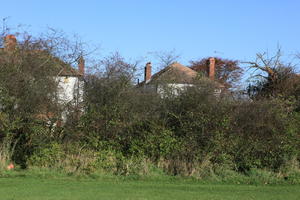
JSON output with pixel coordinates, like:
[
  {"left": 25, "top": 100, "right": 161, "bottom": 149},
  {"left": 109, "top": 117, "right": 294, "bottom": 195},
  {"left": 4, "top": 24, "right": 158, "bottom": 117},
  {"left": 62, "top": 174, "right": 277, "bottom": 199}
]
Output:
[{"left": 0, "top": 28, "right": 299, "bottom": 184}]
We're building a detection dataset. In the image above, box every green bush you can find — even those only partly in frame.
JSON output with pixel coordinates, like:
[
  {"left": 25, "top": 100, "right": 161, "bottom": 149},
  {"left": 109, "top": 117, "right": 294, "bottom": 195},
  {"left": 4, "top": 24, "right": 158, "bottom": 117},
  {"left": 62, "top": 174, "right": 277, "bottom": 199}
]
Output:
[{"left": 28, "top": 142, "right": 63, "bottom": 168}]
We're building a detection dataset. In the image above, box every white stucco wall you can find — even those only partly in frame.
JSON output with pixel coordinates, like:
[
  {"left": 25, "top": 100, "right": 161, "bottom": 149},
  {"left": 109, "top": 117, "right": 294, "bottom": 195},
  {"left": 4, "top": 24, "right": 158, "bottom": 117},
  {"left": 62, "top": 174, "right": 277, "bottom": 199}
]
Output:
[
  {"left": 156, "top": 83, "right": 194, "bottom": 97},
  {"left": 146, "top": 83, "right": 221, "bottom": 98},
  {"left": 56, "top": 76, "right": 84, "bottom": 106},
  {"left": 55, "top": 76, "right": 84, "bottom": 122}
]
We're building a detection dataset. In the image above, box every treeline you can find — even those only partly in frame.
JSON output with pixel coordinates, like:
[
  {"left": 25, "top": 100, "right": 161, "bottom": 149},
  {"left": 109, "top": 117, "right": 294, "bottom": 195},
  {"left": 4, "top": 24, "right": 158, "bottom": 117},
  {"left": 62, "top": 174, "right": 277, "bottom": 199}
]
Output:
[{"left": 0, "top": 30, "right": 299, "bottom": 181}]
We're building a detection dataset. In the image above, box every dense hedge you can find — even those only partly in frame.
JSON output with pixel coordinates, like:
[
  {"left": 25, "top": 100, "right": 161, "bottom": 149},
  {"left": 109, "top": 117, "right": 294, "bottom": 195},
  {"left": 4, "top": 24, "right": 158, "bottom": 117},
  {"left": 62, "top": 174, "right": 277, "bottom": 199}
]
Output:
[
  {"left": 1, "top": 77, "right": 299, "bottom": 178},
  {"left": 0, "top": 36, "right": 299, "bottom": 177}
]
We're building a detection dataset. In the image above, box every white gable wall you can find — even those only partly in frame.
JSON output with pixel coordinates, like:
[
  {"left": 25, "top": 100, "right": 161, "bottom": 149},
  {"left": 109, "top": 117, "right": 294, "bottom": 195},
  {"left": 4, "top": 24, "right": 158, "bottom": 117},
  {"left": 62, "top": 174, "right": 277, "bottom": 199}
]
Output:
[
  {"left": 56, "top": 76, "right": 84, "bottom": 104},
  {"left": 56, "top": 76, "right": 84, "bottom": 122}
]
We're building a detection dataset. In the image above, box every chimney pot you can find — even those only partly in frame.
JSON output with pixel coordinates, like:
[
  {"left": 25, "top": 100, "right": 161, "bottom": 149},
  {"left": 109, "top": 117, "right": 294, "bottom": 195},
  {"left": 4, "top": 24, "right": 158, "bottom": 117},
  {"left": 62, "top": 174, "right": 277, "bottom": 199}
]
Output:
[{"left": 144, "top": 62, "right": 152, "bottom": 82}]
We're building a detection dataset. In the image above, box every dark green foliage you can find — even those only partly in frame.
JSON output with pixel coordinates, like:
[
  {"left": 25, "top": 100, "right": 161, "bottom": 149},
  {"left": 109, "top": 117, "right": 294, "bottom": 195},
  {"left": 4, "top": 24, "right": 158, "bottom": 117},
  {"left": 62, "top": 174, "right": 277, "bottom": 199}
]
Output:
[
  {"left": 66, "top": 72, "right": 299, "bottom": 176},
  {"left": 0, "top": 33, "right": 299, "bottom": 179},
  {"left": 2, "top": 53, "right": 299, "bottom": 176},
  {"left": 231, "top": 99, "right": 299, "bottom": 171}
]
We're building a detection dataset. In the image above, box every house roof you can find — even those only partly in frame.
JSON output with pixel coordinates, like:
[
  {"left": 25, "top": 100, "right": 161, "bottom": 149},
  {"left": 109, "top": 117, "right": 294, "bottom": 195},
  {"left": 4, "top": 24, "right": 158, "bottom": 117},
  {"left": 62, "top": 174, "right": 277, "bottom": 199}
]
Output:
[
  {"left": 51, "top": 56, "right": 82, "bottom": 77},
  {"left": 139, "top": 62, "right": 199, "bottom": 86},
  {"left": 57, "top": 65, "right": 82, "bottom": 77},
  {"left": 0, "top": 47, "right": 82, "bottom": 77},
  {"left": 138, "top": 62, "right": 226, "bottom": 90}
]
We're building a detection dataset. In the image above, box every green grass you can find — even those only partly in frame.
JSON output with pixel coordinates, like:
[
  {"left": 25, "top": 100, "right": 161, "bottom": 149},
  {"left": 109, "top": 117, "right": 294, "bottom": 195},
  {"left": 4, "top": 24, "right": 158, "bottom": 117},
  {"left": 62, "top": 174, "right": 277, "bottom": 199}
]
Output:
[{"left": 0, "top": 174, "right": 299, "bottom": 200}]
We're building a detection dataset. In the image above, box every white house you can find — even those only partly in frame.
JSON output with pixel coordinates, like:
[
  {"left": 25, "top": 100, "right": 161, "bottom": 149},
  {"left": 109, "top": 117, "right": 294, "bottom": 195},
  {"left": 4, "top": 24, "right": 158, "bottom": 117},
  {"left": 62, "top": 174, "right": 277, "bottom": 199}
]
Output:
[
  {"left": 55, "top": 56, "right": 85, "bottom": 122},
  {"left": 2, "top": 35, "right": 85, "bottom": 123},
  {"left": 138, "top": 59, "right": 223, "bottom": 97}
]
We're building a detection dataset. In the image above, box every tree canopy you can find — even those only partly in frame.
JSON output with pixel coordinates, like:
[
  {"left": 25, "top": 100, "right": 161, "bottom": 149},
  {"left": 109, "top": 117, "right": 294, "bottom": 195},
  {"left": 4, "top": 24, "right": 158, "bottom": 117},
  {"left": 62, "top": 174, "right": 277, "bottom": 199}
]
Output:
[{"left": 190, "top": 57, "right": 243, "bottom": 89}]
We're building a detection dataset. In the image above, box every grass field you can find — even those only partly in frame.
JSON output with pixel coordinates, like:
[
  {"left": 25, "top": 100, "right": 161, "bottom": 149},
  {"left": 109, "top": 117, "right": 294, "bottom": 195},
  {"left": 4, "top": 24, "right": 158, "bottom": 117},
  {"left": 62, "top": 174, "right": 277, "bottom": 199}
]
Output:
[{"left": 0, "top": 174, "right": 299, "bottom": 200}]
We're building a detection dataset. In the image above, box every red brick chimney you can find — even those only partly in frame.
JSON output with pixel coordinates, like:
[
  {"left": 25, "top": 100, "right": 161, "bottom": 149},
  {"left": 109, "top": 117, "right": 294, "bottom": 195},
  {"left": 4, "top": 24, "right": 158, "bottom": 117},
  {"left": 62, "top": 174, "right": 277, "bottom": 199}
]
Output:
[
  {"left": 144, "top": 62, "right": 152, "bottom": 82},
  {"left": 208, "top": 57, "right": 215, "bottom": 81},
  {"left": 78, "top": 56, "right": 85, "bottom": 76},
  {"left": 4, "top": 35, "right": 17, "bottom": 51}
]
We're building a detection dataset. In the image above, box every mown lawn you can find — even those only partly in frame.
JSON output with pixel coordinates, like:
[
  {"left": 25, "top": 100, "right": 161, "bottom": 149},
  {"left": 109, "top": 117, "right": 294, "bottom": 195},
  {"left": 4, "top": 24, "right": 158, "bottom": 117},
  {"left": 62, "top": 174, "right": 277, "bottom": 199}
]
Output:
[{"left": 0, "top": 176, "right": 299, "bottom": 200}]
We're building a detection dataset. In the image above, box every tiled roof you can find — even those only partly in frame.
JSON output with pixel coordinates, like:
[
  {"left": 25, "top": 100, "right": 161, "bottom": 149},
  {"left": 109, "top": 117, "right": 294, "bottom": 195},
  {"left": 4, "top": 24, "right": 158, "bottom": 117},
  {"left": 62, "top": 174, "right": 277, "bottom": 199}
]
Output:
[
  {"left": 0, "top": 48, "right": 82, "bottom": 77},
  {"left": 139, "top": 62, "right": 199, "bottom": 86}
]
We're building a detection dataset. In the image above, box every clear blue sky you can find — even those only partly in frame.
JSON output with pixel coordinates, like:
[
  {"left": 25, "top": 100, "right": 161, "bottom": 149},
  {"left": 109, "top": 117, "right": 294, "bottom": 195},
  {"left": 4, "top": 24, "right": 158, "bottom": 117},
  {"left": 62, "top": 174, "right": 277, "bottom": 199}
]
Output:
[{"left": 1, "top": 0, "right": 300, "bottom": 70}]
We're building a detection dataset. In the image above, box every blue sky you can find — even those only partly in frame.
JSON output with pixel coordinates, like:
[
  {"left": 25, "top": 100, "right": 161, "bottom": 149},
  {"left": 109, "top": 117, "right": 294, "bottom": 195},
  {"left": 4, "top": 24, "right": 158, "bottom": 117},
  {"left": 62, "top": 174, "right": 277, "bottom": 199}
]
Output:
[{"left": 1, "top": 0, "right": 300, "bottom": 72}]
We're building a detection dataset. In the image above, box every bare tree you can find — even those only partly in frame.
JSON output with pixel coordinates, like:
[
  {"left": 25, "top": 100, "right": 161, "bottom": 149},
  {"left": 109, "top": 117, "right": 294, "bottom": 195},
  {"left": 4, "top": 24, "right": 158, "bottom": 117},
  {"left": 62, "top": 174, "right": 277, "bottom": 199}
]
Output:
[
  {"left": 149, "top": 49, "right": 181, "bottom": 71},
  {"left": 245, "top": 49, "right": 300, "bottom": 100}
]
